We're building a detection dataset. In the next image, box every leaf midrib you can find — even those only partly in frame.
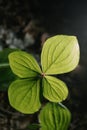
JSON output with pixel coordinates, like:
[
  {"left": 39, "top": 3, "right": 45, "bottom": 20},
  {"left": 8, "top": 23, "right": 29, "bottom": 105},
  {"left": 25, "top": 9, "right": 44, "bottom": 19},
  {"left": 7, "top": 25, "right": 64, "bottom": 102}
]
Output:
[{"left": 44, "top": 39, "right": 75, "bottom": 73}]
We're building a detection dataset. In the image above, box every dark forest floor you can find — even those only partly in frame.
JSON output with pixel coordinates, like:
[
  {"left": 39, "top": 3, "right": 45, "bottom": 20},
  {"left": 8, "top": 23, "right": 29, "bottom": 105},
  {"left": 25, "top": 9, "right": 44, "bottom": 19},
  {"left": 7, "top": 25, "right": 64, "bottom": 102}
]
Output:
[{"left": 0, "top": 0, "right": 87, "bottom": 130}]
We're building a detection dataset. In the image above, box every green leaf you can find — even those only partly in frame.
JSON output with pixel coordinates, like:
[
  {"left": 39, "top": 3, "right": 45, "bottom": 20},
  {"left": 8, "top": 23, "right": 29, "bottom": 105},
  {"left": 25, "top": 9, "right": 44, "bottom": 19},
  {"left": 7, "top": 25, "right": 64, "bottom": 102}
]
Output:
[
  {"left": 41, "top": 35, "right": 80, "bottom": 75},
  {"left": 28, "top": 124, "right": 40, "bottom": 130},
  {"left": 9, "top": 51, "right": 42, "bottom": 78},
  {"left": 0, "top": 67, "right": 16, "bottom": 91},
  {"left": 0, "top": 48, "right": 18, "bottom": 64},
  {"left": 42, "top": 76, "right": 68, "bottom": 102},
  {"left": 39, "top": 102, "right": 71, "bottom": 130},
  {"left": 8, "top": 78, "right": 41, "bottom": 114},
  {"left": 0, "top": 48, "right": 17, "bottom": 90}
]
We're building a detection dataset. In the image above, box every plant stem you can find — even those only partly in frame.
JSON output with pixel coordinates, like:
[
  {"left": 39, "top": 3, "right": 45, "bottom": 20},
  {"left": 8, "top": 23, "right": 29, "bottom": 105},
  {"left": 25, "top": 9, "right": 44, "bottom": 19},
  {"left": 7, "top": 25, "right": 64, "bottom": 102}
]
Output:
[{"left": 0, "top": 63, "right": 10, "bottom": 68}]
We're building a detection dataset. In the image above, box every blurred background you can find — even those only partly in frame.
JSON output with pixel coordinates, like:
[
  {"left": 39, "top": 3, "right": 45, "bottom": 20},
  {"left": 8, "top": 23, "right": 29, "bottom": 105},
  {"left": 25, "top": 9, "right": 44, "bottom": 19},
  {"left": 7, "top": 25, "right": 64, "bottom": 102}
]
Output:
[{"left": 0, "top": 0, "right": 87, "bottom": 129}]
